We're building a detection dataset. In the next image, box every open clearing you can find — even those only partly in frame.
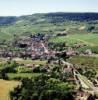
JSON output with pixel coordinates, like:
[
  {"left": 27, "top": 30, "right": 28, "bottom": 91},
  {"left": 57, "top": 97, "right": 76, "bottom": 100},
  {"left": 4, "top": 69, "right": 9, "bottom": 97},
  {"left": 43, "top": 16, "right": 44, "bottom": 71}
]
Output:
[{"left": 0, "top": 79, "right": 21, "bottom": 100}]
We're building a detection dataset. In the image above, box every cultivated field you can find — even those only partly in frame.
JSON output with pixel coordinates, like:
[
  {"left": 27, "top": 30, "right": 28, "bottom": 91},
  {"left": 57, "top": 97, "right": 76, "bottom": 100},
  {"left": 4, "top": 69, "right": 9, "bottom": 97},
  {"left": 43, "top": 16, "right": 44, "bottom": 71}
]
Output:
[
  {"left": 7, "top": 73, "right": 41, "bottom": 80},
  {"left": 49, "top": 34, "right": 98, "bottom": 46},
  {"left": 0, "top": 79, "right": 21, "bottom": 100},
  {"left": 13, "top": 58, "right": 47, "bottom": 65},
  {"left": 68, "top": 56, "right": 98, "bottom": 68}
]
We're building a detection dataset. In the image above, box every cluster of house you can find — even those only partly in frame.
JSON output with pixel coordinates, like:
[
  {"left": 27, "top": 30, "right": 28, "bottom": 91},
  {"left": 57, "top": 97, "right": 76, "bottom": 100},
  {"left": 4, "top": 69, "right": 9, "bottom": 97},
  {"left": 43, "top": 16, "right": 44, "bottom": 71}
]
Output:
[
  {"left": 13, "top": 33, "right": 80, "bottom": 59},
  {"left": 12, "top": 33, "right": 56, "bottom": 59},
  {"left": 0, "top": 33, "right": 94, "bottom": 59},
  {"left": 31, "top": 41, "right": 56, "bottom": 59}
]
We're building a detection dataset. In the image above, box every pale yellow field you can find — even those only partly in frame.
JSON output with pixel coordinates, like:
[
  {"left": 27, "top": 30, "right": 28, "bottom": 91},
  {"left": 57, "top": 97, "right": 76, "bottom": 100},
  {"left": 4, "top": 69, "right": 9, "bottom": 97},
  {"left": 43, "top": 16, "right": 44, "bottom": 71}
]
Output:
[{"left": 0, "top": 79, "right": 21, "bottom": 100}]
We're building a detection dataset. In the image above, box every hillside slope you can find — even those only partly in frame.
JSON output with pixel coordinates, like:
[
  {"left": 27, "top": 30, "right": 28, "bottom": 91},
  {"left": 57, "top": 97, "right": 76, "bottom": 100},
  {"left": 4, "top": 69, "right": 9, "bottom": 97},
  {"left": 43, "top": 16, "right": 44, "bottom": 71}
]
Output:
[{"left": 0, "top": 13, "right": 98, "bottom": 40}]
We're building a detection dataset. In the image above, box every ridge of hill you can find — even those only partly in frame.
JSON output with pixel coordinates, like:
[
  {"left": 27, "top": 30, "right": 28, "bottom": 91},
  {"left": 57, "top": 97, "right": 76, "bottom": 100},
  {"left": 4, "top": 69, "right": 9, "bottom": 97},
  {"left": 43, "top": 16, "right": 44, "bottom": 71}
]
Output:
[{"left": 1, "top": 13, "right": 98, "bottom": 25}]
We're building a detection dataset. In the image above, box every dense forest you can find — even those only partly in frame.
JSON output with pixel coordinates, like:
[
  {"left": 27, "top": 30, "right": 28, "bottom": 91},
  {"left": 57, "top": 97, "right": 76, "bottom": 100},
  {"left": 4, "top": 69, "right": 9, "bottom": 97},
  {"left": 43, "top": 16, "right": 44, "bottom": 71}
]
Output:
[{"left": 45, "top": 13, "right": 98, "bottom": 22}]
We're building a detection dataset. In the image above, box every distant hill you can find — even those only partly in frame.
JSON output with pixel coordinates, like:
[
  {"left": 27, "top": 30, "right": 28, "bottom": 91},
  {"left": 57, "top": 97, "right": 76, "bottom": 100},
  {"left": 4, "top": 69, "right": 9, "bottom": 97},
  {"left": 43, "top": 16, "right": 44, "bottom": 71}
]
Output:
[
  {"left": 17, "top": 13, "right": 98, "bottom": 24},
  {"left": 44, "top": 13, "right": 98, "bottom": 22},
  {"left": 0, "top": 12, "right": 98, "bottom": 40},
  {"left": 0, "top": 16, "right": 17, "bottom": 25},
  {"left": 1, "top": 13, "right": 98, "bottom": 25}
]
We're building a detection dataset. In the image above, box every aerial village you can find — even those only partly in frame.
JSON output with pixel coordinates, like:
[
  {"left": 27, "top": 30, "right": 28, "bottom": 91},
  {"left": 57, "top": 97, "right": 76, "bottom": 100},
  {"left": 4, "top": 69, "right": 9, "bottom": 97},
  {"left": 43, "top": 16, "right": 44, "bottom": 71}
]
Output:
[
  {"left": 0, "top": 33, "right": 92, "bottom": 59},
  {"left": 0, "top": 32, "right": 98, "bottom": 100}
]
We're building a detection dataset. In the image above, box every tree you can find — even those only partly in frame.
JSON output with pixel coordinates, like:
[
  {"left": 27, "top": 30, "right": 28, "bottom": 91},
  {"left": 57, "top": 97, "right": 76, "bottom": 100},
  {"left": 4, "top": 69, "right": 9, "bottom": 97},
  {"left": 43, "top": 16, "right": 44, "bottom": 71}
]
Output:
[
  {"left": 10, "top": 74, "right": 74, "bottom": 100},
  {"left": 87, "top": 25, "right": 95, "bottom": 32}
]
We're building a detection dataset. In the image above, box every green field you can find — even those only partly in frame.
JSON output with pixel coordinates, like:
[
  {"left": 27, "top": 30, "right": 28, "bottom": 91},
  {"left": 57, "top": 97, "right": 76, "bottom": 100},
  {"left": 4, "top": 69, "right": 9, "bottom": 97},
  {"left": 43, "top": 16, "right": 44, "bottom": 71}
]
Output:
[
  {"left": 0, "top": 19, "right": 89, "bottom": 41},
  {"left": 68, "top": 56, "right": 98, "bottom": 68},
  {"left": 49, "top": 34, "right": 98, "bottom": 46},
  {"left": 7, "top": 73, "right": 42, "bottom": 79},
  {"left": 13, "top": 58, "right": 47, "bottom": 65}
]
